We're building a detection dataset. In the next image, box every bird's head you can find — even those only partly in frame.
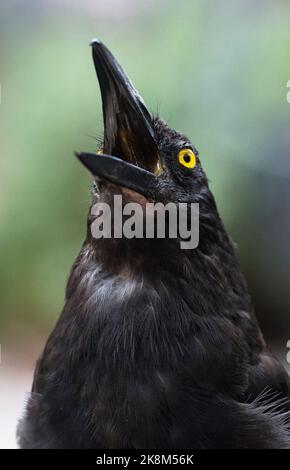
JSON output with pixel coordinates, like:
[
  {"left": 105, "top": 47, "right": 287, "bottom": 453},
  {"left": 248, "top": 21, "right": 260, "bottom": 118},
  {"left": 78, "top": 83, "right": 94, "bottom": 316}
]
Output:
[
  {"left": 77, "top": 39, "right": 209, "bottom": 205},
  {"left": 76, "top": 40, "right": 223, "bottom": 273}
]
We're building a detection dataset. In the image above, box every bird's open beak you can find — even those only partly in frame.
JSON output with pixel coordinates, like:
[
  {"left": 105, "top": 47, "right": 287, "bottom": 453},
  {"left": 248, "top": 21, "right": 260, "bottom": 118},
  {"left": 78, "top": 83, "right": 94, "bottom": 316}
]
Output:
[{"left": 76, "top": 39, "right": 160, "bottom": 199}]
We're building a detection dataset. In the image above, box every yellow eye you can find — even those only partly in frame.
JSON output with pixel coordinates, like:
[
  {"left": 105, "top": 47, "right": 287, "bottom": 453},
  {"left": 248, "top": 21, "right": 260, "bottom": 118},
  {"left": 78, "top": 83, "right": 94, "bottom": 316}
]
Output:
[{"left": 178, "top": 148, "right": 196, "bottom": 169}]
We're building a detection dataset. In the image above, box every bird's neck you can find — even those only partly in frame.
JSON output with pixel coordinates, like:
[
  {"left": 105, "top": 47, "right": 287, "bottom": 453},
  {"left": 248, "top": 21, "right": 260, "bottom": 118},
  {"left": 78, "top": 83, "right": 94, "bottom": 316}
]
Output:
[{"left": 66, "top": 213, "right": 251, "bottom": 323}]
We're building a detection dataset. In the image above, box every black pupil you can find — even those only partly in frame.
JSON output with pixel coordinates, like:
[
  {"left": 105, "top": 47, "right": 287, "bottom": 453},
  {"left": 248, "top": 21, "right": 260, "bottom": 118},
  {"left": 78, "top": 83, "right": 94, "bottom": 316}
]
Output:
[{"left": 183, "top": 153, "right": 191, "bottom": 163}]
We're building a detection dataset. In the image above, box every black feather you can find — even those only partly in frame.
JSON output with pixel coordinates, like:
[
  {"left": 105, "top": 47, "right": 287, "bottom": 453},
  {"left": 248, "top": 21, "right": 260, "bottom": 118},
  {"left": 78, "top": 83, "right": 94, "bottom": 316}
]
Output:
[{"left": 17, "top": 45, "right": 290, "bottom": 449}]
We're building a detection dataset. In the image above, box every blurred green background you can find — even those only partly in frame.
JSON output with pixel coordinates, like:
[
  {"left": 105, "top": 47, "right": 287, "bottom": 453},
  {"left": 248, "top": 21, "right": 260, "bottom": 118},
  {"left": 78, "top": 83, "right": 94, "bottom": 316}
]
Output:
[{"left": 0, "top": 0, "right": 290, "bottom": 355}]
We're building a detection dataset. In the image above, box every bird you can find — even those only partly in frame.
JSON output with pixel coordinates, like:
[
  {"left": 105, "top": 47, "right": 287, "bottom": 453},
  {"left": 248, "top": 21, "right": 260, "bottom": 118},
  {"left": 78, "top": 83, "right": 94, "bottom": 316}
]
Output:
[{"left": 18, "top": 39, "right": 290, "bottom": 449}]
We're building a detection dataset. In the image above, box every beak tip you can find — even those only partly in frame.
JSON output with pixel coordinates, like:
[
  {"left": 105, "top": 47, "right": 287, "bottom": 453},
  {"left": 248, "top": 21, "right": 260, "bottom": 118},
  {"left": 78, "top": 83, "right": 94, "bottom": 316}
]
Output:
[
  {"left": 75, "top": 152, "right": 96, "bottom": 176},
  {"left": 75, "top": 151, "right": 85, "bottom": 165},
  {"left": 90, "top": 38, "right": 102, "bottom": 48}
]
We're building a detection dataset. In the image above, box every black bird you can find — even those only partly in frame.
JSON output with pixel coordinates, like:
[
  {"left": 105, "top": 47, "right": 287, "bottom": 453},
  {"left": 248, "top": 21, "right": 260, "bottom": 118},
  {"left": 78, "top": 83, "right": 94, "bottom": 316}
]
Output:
[{"left": 18, "top": 39, "right": 290, "bottom": 449}]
